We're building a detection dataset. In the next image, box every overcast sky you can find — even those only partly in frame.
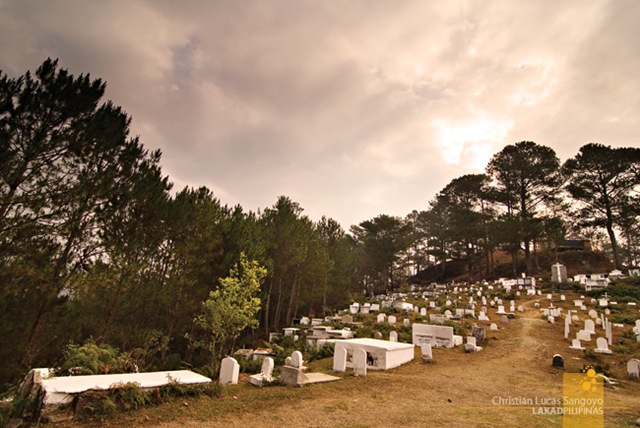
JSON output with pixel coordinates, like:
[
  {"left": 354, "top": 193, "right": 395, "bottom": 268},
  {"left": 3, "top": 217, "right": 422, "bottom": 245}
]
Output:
[{"left": 1, "top": 1, "right": 639, "bottom": 228}]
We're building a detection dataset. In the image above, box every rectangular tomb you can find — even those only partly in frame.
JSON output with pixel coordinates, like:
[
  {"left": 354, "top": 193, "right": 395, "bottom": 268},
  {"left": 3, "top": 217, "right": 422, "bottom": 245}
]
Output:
[
  {"left": 333, "top": 338, "right": 414, "bottom": 371},
  {"left": 412, "top": 324, "right": 455, "bottom": 348}
]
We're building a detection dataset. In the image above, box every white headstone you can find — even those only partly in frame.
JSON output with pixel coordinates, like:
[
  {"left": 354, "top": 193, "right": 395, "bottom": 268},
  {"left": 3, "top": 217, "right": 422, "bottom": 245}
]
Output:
[
  {"left": 403, "top": 318, "right": 410, "bottom": 327},
  {"left": 377, "top": 313, "right": 386, "bottom": 323},
  {"left": 219, "top": 357, "right": 240, "bottom": 385},
  {"left": 388, "top": 315, "right": 397, "bottom": 324},
  {"left": 353, "top": 349, "right": 367, "bottom": 376},
  {"left": 420, "top": 308, "right": 427, "bottom": 316},
  {"left": 490, "top": 323, "right": 498, "bottom": 331},
  {"left": 291, "top": 351, "right": 303, "bottom": 369},
  {"left": 627, "top": 359, "right": 640, "bottom": 380},
  {"left": 389, "top": 331, "right": 398, "bottom": 342},
  {"left": 584, "top": 320, "right": 596, "bottom": 334},
  {"left": 577, "top": 330, "right": 592, "bottom": 342},
  {"left": 333, "top": 346, "right": 347, "bottom": 372},
  {"left": 569, "top": 339, "right": 585, "bottom": 350},
  {"left": 594, "top": 337, "right": 612, "bottom": 354},
  {"left": 421, "top": 343, "right": 433, "bottom": 362}
]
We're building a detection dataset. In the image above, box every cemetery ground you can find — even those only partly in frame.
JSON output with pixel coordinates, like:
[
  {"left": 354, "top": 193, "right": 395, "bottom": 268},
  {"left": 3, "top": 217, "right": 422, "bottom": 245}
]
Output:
[{"left": 45, "top": 292, "right": 640, "bottom": 427}]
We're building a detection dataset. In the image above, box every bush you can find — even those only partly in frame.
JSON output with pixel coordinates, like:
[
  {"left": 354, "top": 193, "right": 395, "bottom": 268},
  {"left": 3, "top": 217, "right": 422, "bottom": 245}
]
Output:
[
  {"left": 75, "top": 380, "right": 222, "bottom": 421},
  {"left": 60, "top": 340, "right": 120, "bottom": 375},
  {"left": 237, "top": 357, "right": 263, "bottom": 374},
  {"left": 307, "top": 343, "right": 334, "bottom": 362}
]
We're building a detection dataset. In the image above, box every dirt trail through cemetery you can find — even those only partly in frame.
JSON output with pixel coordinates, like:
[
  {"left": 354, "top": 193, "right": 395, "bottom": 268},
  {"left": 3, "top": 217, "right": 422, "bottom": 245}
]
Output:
[{"left": 59, "top": 295, "right": 640, "bottom": 428}]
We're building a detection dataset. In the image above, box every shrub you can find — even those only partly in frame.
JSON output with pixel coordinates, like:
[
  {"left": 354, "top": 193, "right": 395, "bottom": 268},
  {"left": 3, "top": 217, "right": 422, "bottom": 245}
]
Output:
[
  {"left": 307, "top": 343, "right": 334, "bottom": 362},
  {"left": 237, "top": 357, "right": 263, "bottom": 374},
  {"left": 60, "top": 340, "right": 120, "bottom": 375}
]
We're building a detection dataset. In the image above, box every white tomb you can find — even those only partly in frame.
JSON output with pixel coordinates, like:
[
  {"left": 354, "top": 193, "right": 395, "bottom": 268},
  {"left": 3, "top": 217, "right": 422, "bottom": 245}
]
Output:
[
  {"left": 334, "top": 338, "right": 414, "bottom": 371},
  {"left": 40, "top": 370, "right": 211, "bottom": 405},
  {"left": 412, "top": 324, "right": 455, "bottom": 348}
]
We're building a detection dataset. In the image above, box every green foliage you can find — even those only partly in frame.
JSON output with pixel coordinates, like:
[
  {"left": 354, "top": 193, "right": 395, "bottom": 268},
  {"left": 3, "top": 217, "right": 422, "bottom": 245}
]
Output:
[
  {"left": 60, "top": 340, "right": 120, "bottom": 375},
  {"left": 582, "top": 350, "right": 611, "bottom": 376},
  {"left": 59, "top": 339, "right": 143, "bottom": 376},
  {"left": 237, "top": 357, "right": 263, "bottom": 374},
  {"left": 307, "top": 343, "right": 335, "bottom": 362},
  {"left": 75, "top": 380, "right": 222, "bottom": 421},
  {"left": 0, "top": 403, "right": 9, "bottom": 428},
  {"left": 75, "top": 391, "right": 118, "bottom": 421},
  {"left": 111, "top": 382, "right": 152, "bottom": 411},
  {"left": 191, "top": 253, "right": 266, "bottom": 370},
  {"left": 562, "top": 143, "right": 640, "bottom": 268}
]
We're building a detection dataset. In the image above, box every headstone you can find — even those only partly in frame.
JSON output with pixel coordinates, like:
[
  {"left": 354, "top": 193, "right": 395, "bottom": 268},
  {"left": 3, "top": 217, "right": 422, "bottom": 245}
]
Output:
[
  {"left": 291, "top": 351, "right": 303, "bottom": 369},
  {"left": 333, "top": 346, "right": 347, "bottom": 372},
  {"left": 421, "top": 344, "right": 433, "bottom": 363},
  {"left": 353, "top": 349, "right": 367, "bottom": 376},
  {"left": 472, "top": 326, "right": 486, "bottom": 344},
  {"left": 497, "top": 305, "right": 506, "bottom": 314},
  {"left": 374, "top": 331, "right": 383, "bottom": 340},
  {"left": 569, "top": 339, "right": 585, "bottom": 350},
  {"left": 588, "top": 310, "right": 598, "bottom": 319},
  {"left": 627, "top": 359, "right": 640, "bottom": 380},
  {"left": 342, "top": 315, "right": 353, "bottom": 324},
  {"left": 501, "top": 315, "right": 509, "bottom": 323},
  {"left": 349, "top": 303, "right": 359, "bottom": 314},
  {"left": 284, "top": 356, "right": 292, "bottom": 366},
  {"left": 490, "top": 323, "right": 498, "bottom": 331},
  {"left": 377, "top": 313, "right": 386, "bottom": 323},
  {"left": 444, "top": 310, "right": 452, "bottom": 318},
  {"left": 412, "top": 324, "right": 455, "bottom": 348},
  {"left": 388, "top": 315, "right": 397, "bottom": 324},
  {"left": 577, "top": 330, "right": 592, "bottom": 342},
  {"left": 420, "top": 308, "right": 427, "bottom": 316},
  {"left": 517, "top": 306, "right": 524, "bottom": 312},
  {"left": 249, "top": 357, "right": 275, "bottom": 386},
  {"left": 552, "top": 354, "right": 564, "bottom": 368},
  {"left": 594, "top": 337, "right": 612, "bottom": 354},
  {"left": 584, "top": 319, "right": 596, "bottom": 334},
  {"left": 389, "top": 331, "right": 398, "bottom": 342},
  {"left": 403, "top": 318, "right": 410, "bottom": 327},
  {"left": 219, "top": 357, "right": 240, "bottom": 386}
]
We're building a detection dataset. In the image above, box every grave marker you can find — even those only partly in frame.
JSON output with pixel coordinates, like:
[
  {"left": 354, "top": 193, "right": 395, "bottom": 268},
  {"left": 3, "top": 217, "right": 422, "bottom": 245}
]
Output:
[
  {"left": 552, "top": 354, "right": 564, "bottom": 368},
  {"left": 219, "top": 357, "right": 239, "bottom": 386},
  {"left": 353, "top": 349, "right": 367, "bottom": 376}
]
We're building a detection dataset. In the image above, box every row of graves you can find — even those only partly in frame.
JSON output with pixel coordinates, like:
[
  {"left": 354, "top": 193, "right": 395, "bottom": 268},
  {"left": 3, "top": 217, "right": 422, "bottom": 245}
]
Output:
[{"left": 539, "top": 291, "right": 640, "bottom": 382}]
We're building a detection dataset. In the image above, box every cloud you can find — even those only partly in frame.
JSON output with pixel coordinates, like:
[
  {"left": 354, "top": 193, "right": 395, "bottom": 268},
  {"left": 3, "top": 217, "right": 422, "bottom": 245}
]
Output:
[{"left": 1, "top": 0, "right": 638, "bottom": 228}]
